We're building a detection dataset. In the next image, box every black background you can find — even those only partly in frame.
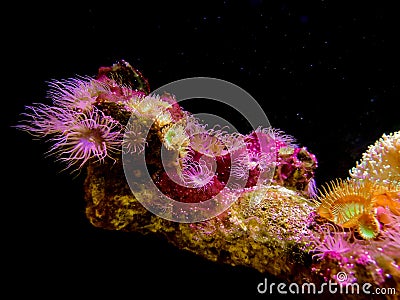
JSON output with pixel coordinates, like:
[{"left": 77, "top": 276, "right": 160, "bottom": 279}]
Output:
[{"left": 4, "top": 1, "right": 400, "bottom": 299}]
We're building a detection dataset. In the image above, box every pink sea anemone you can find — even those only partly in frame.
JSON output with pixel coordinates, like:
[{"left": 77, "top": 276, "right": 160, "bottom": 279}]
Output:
[
  {"left": 379, "top": 213, "right": 400, "bottom": 252},
  {"left": 309, "top": 224, "right": 352, "bottom": 261},
  {"left": 48, "top": 107, "right": 122, "bottom": 171},
  {"left": 17, "top": 103, "right": 76, "bottom": 137},
  {"left": 47, "top": 75, "right": 110, "bottom": 112},
  {"left": 181, "top": 158, "right": 217, "bottom": 189}
]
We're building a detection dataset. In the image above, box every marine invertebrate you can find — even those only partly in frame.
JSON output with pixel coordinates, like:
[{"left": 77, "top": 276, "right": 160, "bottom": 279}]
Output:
[
  {"left": 50, "top": 107, "right": 123, "bottom": 170},
  {"left": 350, "top": 131, "right": 400, "bottom": 186},
  {"left": 133, "top": 94, "right": 173, "bottom": 120},
  {"left": 181, "top": 158, "right": 217, "bottom": 189},
  {"left": 18, "top": 101, "right": 123, "bottom": 172},
  {"left": 17, "top": 103, "right": 76, "bottom": 137},
  {"left": 122, "top": 119, "right": 148, "bottom": 154},
  {"left": 17, "top": 59, "right": 319, "bottom": 217},
  {"left": 309, "top": 224, "right": 352, "bottom": 261},
  {"left": 17, "top": 59, "right": 320, "bottom": 252},
  {"left": 188, "top": 125, "right": 228, "bottom": 158},
  {"left": 241, "top": 127, "right": 318, "bottom": 195},
  {"left": 316, "top": 178, "right": 400, "bottom": 239},
  {"left": 244, "top": 128, "right": 277, "bottom": 170},
  {"left": 47, "top": 76, "right": 110, "bottom": 112},
  {"left": 162, "top": 122, "right": 189, "bottom": 152},
  {"left": 308, "top": 131, "right": 400, "bottom": 295},
  {"left": 16, "top": 60, "right": 155, "bottom": 173}
]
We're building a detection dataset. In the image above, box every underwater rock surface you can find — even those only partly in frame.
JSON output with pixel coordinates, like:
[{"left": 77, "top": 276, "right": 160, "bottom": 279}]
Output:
[{"left": 85, "top": 158, "right": 316, "bottom": 277}]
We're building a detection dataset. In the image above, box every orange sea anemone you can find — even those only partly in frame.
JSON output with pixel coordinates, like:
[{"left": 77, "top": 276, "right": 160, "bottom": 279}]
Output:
[{"left": 316, "top": 178, "right": 399, "bottom": 240}]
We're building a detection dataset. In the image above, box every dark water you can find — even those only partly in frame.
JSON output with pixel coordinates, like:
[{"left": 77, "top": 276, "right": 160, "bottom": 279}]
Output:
[{"left": 4, "top": 1, "right": 399, "bottom": 299}]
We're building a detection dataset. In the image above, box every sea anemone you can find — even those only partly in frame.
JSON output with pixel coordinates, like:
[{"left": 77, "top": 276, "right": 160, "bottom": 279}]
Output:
[
  {"left": 230, "top": 151, "right": 251, "bottom": 180},
  {"left": 162, "top": 123, "right": 189, "bottom": 152},
  {"left": 243, "top": 130, "right": 274, "bottom": 173},
  {"left": 238, "top": 126, "right": 317, "bottom": 193},
  {"left": 122, "top": 120, "right": 148, "bottom": 155},
  {"left": 16, "top": 103, "right": 76, "bottom": 137},
  {"left": 155, "top": 110, "right": 174, "bottom": 128},
  {"left": 133, "top": 94, "right": 173, "bottom": 121},
  {"left": 189, "top": 131, "right": 226, "bottom": 157},
  {"left": 221, "top": 132, "right": 247, "bottom": 152},
  {"left": 49, "top": 107, "right": 122, "bottom": 171},
  {"left": 181, "top": 158, "right": 217, "bottom": 189},
  {"left": 316, "top": 178, "right": 380, "bottom": 239},
  {"left": 316, "top": 178, "right": 400, "bottom": 239},
  {"left": 254, "top": 126, "right": 297, "bottom": 149},
  {"left": 124, "top": 94, "right": 143, "bottom": 112},
  {"left": 309, "top": 224, "right": 352, "bottom": 261},
  {"left": 182, "top": 113, "right": 207, "bottom": 137},
  {"left": 47, "top": 75, "right": 110, "bottom": 112}
]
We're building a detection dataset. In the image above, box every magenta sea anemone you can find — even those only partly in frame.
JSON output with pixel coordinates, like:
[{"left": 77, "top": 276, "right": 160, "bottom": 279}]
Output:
[
  {"left": 17, "top": 101, "right": 123, "bottom": 172},
  {"left": 181, "top": 158, "right": 217, "bottom": 189},
  {"left": 48, "top": 107, "right": 122, "bottom": 171},
  {"left": 309, "top": 224, "right": 352, "bottom": 261},
  {"left": 16, "top": 70, "right": 127, "bottom": 173},
  {"left": 17, "top": 103, "right": 76, "bottom": 137},
  {"left": 47, "top": 75, "right": 110, "bottom": 112}
]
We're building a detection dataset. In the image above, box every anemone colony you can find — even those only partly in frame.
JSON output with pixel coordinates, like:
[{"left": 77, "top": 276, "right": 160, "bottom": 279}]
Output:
[
  {"left": 17, "top": 60, "right": 399, "bottom": 297},
  {"left": 18, "top": 60, "right": 317, "bottom": 199},
  {"left": 310, "top": 131, "right": 400, "bottom": 293}
]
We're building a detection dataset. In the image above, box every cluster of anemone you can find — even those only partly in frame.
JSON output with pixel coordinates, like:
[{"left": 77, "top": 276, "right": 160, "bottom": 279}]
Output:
[
  {"left": 309, "top": 131, "right": 400, "bottom": 287},
  {"left": 17, "top": 76, "right": 124, "bottom": 172},
  {"left": 308, "top": 220, "right": 400, "bottom": 286},
  {"left": 17, "top": 61, "right": 400, "bottom": 292},
  {"left": 17, "top": 62, "right": 318, "bottom": 201},
  {"left": 312, "top": 131, "right": 400, "bottom": 241},
  {"left": 154, "top": 114, "right": 318, "bottom": 201},
  {"left": 17, "top": 74, "right": 176, "bottom": 172}
]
